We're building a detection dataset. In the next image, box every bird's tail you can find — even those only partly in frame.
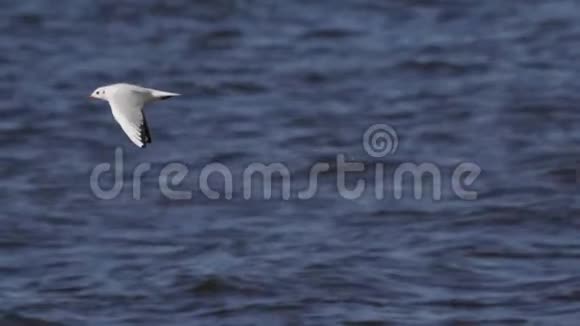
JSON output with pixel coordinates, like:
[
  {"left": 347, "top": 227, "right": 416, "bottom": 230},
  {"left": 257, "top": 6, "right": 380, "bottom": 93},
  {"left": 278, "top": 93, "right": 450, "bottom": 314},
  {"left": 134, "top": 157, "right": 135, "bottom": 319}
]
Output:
[{"left": 151, "top": 89, "right": 181, "bottom": 100}]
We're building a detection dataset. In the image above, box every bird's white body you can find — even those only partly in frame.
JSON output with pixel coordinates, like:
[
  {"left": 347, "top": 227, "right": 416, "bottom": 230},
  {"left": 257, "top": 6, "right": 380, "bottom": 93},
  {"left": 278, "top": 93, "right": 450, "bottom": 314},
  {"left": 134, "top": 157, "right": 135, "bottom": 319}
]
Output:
[{"left": 90, "top": 83, "right": 180, "bottom": 148}]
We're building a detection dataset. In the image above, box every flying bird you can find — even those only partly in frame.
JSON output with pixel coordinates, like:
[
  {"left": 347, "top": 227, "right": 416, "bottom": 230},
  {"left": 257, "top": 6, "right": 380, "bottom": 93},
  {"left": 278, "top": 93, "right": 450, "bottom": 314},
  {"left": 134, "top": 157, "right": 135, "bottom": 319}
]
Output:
[{"left": 90, "top": 83, "right": 180, "bottom": 148}]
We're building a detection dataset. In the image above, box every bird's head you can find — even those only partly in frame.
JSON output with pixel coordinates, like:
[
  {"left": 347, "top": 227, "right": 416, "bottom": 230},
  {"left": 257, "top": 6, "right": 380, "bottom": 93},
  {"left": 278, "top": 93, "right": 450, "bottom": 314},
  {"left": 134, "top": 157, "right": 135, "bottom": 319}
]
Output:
[{"left": 89, "top": 86, "right": 109, "bottom": 101}]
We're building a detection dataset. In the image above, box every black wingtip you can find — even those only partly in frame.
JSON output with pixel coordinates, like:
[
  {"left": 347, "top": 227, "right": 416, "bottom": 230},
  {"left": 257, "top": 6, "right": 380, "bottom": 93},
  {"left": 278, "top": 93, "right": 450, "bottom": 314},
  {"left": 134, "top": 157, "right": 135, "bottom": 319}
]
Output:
[{"left": 140, "top": 116, "right": 153, "bottom": 146}]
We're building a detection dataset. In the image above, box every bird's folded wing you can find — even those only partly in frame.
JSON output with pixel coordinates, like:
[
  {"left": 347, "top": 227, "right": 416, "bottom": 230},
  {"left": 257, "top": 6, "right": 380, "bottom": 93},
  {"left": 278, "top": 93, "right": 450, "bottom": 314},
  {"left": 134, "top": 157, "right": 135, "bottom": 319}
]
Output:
[{"left": 108, "top": 93, "right": 152, "bottom": 148}]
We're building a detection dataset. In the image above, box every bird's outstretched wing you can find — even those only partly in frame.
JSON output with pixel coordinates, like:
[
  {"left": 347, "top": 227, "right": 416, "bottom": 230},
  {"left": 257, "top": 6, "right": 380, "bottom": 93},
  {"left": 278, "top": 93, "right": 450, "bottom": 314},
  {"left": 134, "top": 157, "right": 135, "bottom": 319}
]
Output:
[{"left": 108, "top": 90, "right": 152, "bottom": 148}]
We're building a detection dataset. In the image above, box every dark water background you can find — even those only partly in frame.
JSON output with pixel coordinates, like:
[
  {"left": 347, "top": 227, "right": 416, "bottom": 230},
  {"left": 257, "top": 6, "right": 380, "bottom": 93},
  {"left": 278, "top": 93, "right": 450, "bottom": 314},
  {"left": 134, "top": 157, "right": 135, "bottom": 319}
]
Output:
[{"left": 1, "top": 1, "right": 579, "bottom": 325}]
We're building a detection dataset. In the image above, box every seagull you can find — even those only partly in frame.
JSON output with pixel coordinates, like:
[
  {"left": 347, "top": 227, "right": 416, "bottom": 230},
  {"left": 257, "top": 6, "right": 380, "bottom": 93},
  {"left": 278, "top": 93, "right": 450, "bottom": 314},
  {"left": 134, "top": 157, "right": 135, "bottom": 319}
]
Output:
[{"left": 90, "top": 83, "right": 180, "bottom": 148}]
